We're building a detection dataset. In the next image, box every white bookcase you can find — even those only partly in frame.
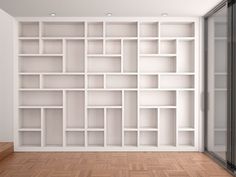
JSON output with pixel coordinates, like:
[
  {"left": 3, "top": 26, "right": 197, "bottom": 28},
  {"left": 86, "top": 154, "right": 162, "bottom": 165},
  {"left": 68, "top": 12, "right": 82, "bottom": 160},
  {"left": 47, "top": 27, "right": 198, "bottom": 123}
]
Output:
[{"left": 15, "top": 18, "right": 199, "bottom": 151}]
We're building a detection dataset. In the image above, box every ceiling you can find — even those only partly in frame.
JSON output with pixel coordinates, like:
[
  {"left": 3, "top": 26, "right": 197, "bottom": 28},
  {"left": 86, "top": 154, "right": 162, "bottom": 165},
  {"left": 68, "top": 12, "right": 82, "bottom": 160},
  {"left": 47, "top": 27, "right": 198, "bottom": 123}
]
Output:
[{"left": 0, "top": 0, "right": 222, "bottom": 17}]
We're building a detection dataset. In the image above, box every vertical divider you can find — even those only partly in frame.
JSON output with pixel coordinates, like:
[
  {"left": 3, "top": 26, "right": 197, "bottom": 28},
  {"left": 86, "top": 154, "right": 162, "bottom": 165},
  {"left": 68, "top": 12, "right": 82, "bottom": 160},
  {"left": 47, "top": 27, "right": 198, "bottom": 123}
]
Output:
[
  {"left": 39, "top": 21, "right": 43, "bottom": 54},
  {"left": 84, "top": 21, "right": 88, "bottom": 147},
  {"left": 176, "top": 91, "right": 179, "bottom": 147},
  {"left": 157, "top": 74, "right": 160, "bottom": 89},
  {"left": 158, "top": 22, "right": 161, "bottom": 53},
  {"left": 137, "top": 21, "right": 140, "bottom": 147},
  {"left": 104, "top": 108, "right": 107, "bottom": 147},
  {"left": 104, "top": 74, "right": 106, "bottom": 89},
  {"left": 62, "top": 90, "right": 66, "bottom": 147},
  {"left": 41, "top": 108, "right": 44, "bottom": 147},
  {"left": 121, "top": 39, "right": 124, "bottom": 73},
  {"left": 62, "top": 39, "right": 66, "bottom": 73},
  {"left": 39, "top": 74, "right": 43, "bottom": 89},
  {"left": 157, "top": 108, "right": 160, "bottom": 147},
  {"left": 176, "top": 39, "right": 179, "bottom": 73},
  {"left": 122, "top": 90, "right": 125, "bottom": 147}
]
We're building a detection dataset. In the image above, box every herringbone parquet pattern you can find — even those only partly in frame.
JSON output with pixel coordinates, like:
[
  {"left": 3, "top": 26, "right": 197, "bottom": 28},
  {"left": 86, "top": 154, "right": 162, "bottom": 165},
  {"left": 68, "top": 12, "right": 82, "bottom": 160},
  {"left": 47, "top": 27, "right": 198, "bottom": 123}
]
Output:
[{"left": 0, "top": 152, "right": 233, "bottom": 177}]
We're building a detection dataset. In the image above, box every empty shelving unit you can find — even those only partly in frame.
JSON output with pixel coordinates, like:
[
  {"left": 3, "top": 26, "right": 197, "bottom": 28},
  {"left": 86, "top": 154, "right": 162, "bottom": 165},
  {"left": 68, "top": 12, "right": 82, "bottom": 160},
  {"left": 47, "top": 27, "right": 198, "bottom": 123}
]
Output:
[{"left": 16, "top": 18, "right": 199, "bottom": 151}]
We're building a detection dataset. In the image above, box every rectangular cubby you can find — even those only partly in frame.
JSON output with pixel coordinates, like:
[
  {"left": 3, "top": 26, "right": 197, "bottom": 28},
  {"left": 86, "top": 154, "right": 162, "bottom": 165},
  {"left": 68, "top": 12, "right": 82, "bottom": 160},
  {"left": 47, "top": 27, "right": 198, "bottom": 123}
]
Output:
[
  {"left": 215, "top": 40, "right": 227, "bottom": 73},
  {"left": 124, "top": 131, "right": 137, "bottom": 146},
  {"left": 20, "top": 75, "right": 40, "bottom": 88},
  {"left": 20, "top": 91, "right": 62, "bottom": 106},
  {"left": 123, "top": 40, "right": 137, "bottom": 72},
  {"left": 88, "top": 91, "right": 122, "bottom": 106},
  {"left": 140, "top": 131, "right": 157, "bottom": 146},
  {"left": 106, "top": 75, "right": 137, "bottom": 88},
  {"left": 66, "top": 91, "right": 84, "bottom": 128},
  {"left": 159, "top": 109, "right": 176, "bottom": 146},
  {"left": 88, "top": 108, "right": 104, "bottom": 128},
  {"left": 177, "top": 40, "right": 194, "bottom": 72},
  {"left": 140, "top": 56, "right": 176, "bottom": 73},
  {"left": 19, "top": 131, "right": 41, "bottom": 147},
  {"left": 160, "top": 75, "right": 194, "bottom": 88},
  {"left": 215, "top": 22, "right": 227, "bottom": 38},
  {"left": 106, "top": 22, "right": 137, "bottom": 37},
  {"left": 106, "top": 109, "right": 122, "bottom": 146},
  {"left": 214, "top": 131, "right": 226, "bottom": 146},
  {"left": 43, "top": 40, "right": 62, "bottom": 54},
  {"left": 178, "top": 91, "right": 194, "bottom": 129},
  {"left": 88, "top": 75, "right": 104, "bottom": 88},
  {"left": 140, "top": 91, "right": 176, "bottom": 106},
  {"left": 178, "top": 131, "right": 194, "bottom": 146},
  {"left": 43, "top": 75, "right": 84, "bottom": 88},
  {"left": 87, "top": 57, "right": 121, "bottom": 73},
  {"left": 140, "top": 75, "right": 158, "bottom": 89},
  {"left": 19, "top": 40, "right": 39, "bottom": 54},
  {"left": 19, "top": 108, "right": 41, "bottom": 129},
  {"left": 124, "top": 91, "right": 137, "bottom": 128},
  {"left": 20, "top": 56, "right": 62, "bottom": 73},
  {"left": 66, "top": 40, "right": 84, "bottom": 72},
  {"left": 88, "top": 131, "right": 104, "bottom": 147},
  {"left": 160, "top": 22, "right": 194, "bottom": 37},
  {"left": 87, "top": 22, "right": 103, "bottom": 37},
  {"left": 140, "top": 108, "right": 157, "bottom": 128},
  {"left": 215, "top": 75, "right": 227, "bottom": 89},
  {"left": 88, "top": 40, "right": 103, "bottom": 54},
  {"left": 214, "top": 91, "right": 227, "bottom": 129},
  {"left": 159, "top": 40, "right": 176, "bottom": 54},
  {"left": 45, "top": 109, "right": 63, "bottom": 146},
  {"left": 105, "top": 40, "right": 121, "bottom": 54},
  {"left": 66, "top": 131, "right": 85, "bottom": 147},
  {"left": 43, "top": 22, "right": 84, "bottom": 37},
  {"left": 140, "top": 22, "right": 158, "bottom": 37},
  {"left": 140, "top": 40, "right": 158, "bottom": 54},
  {"left": 19, "top": 22, "right": 39, "bottom": 37}
]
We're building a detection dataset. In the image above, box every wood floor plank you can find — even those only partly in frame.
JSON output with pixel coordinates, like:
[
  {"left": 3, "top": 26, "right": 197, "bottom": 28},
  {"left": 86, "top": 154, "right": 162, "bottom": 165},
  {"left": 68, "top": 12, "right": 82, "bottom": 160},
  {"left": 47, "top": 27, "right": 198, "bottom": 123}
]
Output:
[{"left": 0, "top": 152, "right": 233, "bottom": 177}]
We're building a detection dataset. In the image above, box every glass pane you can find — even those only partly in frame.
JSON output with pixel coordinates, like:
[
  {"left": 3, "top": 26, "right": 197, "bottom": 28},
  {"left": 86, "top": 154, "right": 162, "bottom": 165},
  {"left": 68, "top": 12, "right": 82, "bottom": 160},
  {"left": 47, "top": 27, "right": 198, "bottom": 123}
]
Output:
[{"left": 207, "top": 5, "right": 227, "bottom": 161}]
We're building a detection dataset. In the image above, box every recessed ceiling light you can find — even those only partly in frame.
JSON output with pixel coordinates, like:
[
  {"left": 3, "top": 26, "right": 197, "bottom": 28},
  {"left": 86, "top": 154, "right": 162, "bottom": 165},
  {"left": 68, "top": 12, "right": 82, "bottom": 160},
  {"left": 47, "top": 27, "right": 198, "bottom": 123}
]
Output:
[
  {"left": 106, "top": 13, "right": 112, "bottom": 17},
  {"left": 50, "top": 13, "right": 56, "bottom": 17},
  {"left": 161, "top": 13, "right": 168, "bottom": 17}
]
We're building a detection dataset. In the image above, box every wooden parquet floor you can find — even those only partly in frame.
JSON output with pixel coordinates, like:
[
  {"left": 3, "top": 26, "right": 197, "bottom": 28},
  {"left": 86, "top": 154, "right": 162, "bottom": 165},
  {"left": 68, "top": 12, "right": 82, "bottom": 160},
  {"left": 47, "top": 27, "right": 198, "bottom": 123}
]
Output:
[
  {"left": 0, "top": 152, "right": 233, "bottom": 177},
  {"left": 0, "top": 143, "right": 13, "bottom": 161}
]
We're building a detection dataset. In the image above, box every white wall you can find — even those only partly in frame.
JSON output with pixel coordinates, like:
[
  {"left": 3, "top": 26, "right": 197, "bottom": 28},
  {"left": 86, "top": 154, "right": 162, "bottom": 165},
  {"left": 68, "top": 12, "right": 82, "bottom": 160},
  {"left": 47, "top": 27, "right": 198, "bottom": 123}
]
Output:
[{"left": 0, "top": 9, "right": 14, "bottom": 142}]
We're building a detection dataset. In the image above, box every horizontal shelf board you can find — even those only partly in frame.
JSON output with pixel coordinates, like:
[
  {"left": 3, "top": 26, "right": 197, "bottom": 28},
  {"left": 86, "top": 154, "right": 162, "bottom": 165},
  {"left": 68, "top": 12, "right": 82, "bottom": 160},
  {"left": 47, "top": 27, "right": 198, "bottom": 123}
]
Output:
[
  {"left": 19, "top": 72, "right": 85, "bottom": 75},
  {"left": 139, "top": 54, "right": 176, "bottom": 57},
  {"left": 139, "top": 37, "right": 159, "bottom": 40},
  {"left": 214, "top": 89, "right": 227, "bottom": 91},
  {"left": 215, "top": 37, "right": 227, "bottom": 40},
  {"left": 87, "top": 128, "right": 104, "bottom": 131},
  {"left": 139, "top": 88, "right": 194, "bottom": 91},
  {"left": 18, "top": 128, "right": 41, "bottom": 132},
  {"left": 87, "top": 88, "right": 137, "bottom": 91},
  {"left": 18, "top": 54, "right": 63, "bottom": 57},
  {"left": 214, "top": 128, "right": 227, "bottom": 132},
  {"left": 178, "top": 128, "right": 195, "bottom": 131},
  {"left": 87, "top": 54, "right": 122, "bottom": 57},
  {"left": 139, "top": 106, "right": 176, "bottom": 109},
  {"left": 87, "top": 106, "right": 122, "bottom": 109},
  {"left": 214, "top": 72, "right": 227, "bottom": 75},
  {"left": 87, "top": 72, "right": 138, "bottom": 75},
  {"left": 18, "top": 37, "right": 40, "bottom": 40},
  {"left": 19, "top": 106, "right": 63, "bottom": 109},
  {"left": 19, "top": 88, "right": 85, "bottom": 91},
  {"left": 42, "top": 37, "right": 86, "bottom": 40},
  {"left": 140, "top": 72, "right": 195, "bottom": 75},
  {"left": 124, "top": 129, "right": 138, "bottom": 131},
  {"left": 159, "top": 37, "right": 195, "bottom": 40},
  {"left": 139, "top": 128, "right": 158, "bottom": 131},
  {"left": 65, "top": 128, "right": 85, "bottom": 131}
]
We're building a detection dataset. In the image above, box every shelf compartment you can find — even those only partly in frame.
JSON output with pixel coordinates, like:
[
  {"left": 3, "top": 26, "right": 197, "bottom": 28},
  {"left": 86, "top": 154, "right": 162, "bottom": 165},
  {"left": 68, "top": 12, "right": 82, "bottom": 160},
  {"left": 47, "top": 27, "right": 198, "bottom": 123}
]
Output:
[
  {"left": 87, "top": 22, "right": 103, "bottom": 37},
  {"left": 140, "top": 91, "right": 176, "bottom": 106},
  {"left": 160, "top": 75, "right": 194, "bottom": 88},
  {"left": 42, "top": 22, "right": 84, "bottom": 37},
  {"left": 19, "top": 39, "right": 39, "bottom": 54},
  {"left": 45, "top": 108, "right": 63, "bottom": 146},
  {"left": 66, "top": 40, "right": 85, "bottom": 72},
  {"left": 19, "top": 108, "right": 41, "bottom": 129},
  {"left": 140, "top": 75, "right": 158, "bottom": 89},
  {"left": 215, "top": 75, "right": 227, "bottom": 89},
  {"left": 140, "top": 40, "right": 158, "bottom": 54},
  {"left": 19, "top": 22, "right": 39, "bottom": 37},
  {"left": 178, "top": 91, "right": 194, "bottom": 129},
  {"left": 178, "top": 131, "right": 194, "bottom": 146},
  {"left": 19, "top": 131, "right": 41, "bottom": 147},
  {"left": 106, "top": 108, "right": 122, "bottom": 146},
  {"left": 66, "top": 91, "right": 85, "bottom": 128},
  {"left": 215, "top": 91, "right": 227, "bottom": 129},
  {"left": 140, "top": 108, "right": 158, "bottom": 128},
  {"left": 159, "top": 40, "right": 176, "bottom": 54},
  {"left": 215, "top": 22, "right": 227, "bottom": 38},
  {"left": 88, "top": 75, "right": 104, "bottom": 88},
  {"left": 87, "top": 131, "right": 104, "bottom": 147},
  {"left": 140, "top": 22, "right": 158, "bottom": 37},
  {"left": 106, "top": 75, "right": 137, "bottom": 88},
  {"left": 43, "top": 75, "right": 84, "bottom": 88},
  {"left": 215, "top": 40, "right": 227, "bottom": 73},
  {"left": 214, "top": 131, "right": 226, "bottom": 146},
  {"left": 140, "top": 56, "right": 176, "bottom": 73},
  {"left": 124, "top": 131, "right": 137, "bottom": 146},
  {"left": 88, "top": 40, "right": 103, "bottom": 54},
  {"left": 124, "top": 91, "right": 137, "bottom": 128},
  {"left": 43, "top": 39, "right": 62, "bottom": 54},
  {"left": 88, "top": 91, "right": 122, "bottom": 106},
  {"left": 105, "top": 40, "right": 121, "bottom": 54},
  {"left": 20, "top": 75, "right": 40, "bottom": 89},
  {"left": 88, "top": 108, "right": 104, "bottom": 128},
  {"left": 160, "top": 22, "right": 194, "bottom": 37},
  {"left": 159, "top": 108, "right": 176, "bottom": 146},
  {"left": 123, "top": 40, "right": 137, "bottom": 72},
  {"left": 87, "top": 57, "right": 121, "bottom": 73},
  {"left": 140, "top": 131, "right": 157, "bottom": 146},
  {"left": 106, "top": 22, "right": 137, "bottom": 37},
  {"left": 20, "top": 56, "right": 62, "bottom": 73},
  {"left": 177, "top": 40, "right": 194, "bottom": 72},
  {"left": 20, "top": 91, "right": 62, "bottom": 106},
  {"left": 66, "top": 131, "right": 85, "bottom": 146}
]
